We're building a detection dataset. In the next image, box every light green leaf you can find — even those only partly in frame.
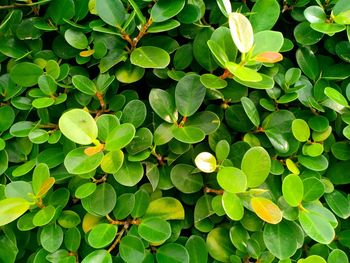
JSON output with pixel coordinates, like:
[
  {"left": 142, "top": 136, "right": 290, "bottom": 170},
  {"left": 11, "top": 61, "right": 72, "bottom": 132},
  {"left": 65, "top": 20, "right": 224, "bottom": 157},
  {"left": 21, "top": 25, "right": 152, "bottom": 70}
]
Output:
[
  {"left": 131, "top": 46, "right": 170, "bottom": 69},
  {"left": 282, "top": 174, "right": 304, "bottom": 207},
  {"left": 59, "top": 109, "right": 98, "bottom": 145},
  {"left": 228, "top": 12, "right": 254, "bottom": 53},
  {"left": 241, "top": 146, "right": 271, "bottom": 188},
  {"left": 0, "top": 198, "right": 30, "bottom": 226},
  {"left": 226, "top": 62, "right": 262, "bottom": 82},
  {"left": 139, "top": 217, "right": 171, "bottom": 243},
  {"left": 217, "top": 167, "right": 247, "bottom": 193},
  {"left": 144, "top": 197, "right": 185, "bottom": 220}
]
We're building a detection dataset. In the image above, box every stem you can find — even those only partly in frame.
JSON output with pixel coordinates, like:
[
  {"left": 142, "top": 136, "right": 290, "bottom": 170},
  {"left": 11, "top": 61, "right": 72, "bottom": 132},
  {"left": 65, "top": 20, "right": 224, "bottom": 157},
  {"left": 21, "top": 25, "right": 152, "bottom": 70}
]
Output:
[
  {"left": 106, "top": 214, "right": 141, "bottom": 226},
  {"left": 178, "top": 116, "right": 187, "bottom": 128},
  {"left": 107, "top": 224, "right": 128, "bottom": 253},
  {"left": 95, "top": 92, "right": 105, "bottom": 110},
  {"left": 219, "top": 69, "right": 233, "bottom": 80},
  {"left": 92, "top": 175, "right": 107, "bottom": 184},
  {"left": 204, "top": 187, "right": 224, "bottom": 195},
  {"left": 38, "top": 123, "right": 58, "bottom": 129},
  {"left": 132, "top": 18, "right": 153, "bottom": 49}
]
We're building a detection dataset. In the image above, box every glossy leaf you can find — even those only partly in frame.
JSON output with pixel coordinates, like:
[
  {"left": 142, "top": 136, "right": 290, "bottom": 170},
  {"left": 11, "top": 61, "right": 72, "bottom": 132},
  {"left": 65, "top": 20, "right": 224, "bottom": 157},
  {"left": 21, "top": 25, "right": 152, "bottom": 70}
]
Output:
[
  {"left": 251, "top": 197, "right": 282, "bottom": 224},
  {"left": 241, "top": 146, "right": 271, "bottom": 188},
  {"left": 282, "top": 174, "right": 304, "bottom": 207},
  {"left": 0, "top": 198, "right": 30, "bottom": 226},
  {"left": 59, "top": 109, "right": 98, "bottom": 145},
  {"left": 217, "top": 167, "right": 247, "bottom": 193},
  {"left": 131, "top": 46, "right": 170, "bottom": 69},
  {"left": 228, "top": 12, "right": 254, "bottom": 53},
  {"left": 175, "top": 74, "right": 206, "bottom": 117}
]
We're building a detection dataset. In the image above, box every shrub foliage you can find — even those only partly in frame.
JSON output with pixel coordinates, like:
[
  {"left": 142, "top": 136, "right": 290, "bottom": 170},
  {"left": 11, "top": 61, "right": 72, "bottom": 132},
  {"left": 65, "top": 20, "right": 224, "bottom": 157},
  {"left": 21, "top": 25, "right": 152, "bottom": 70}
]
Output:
[{"left": 0, "top": 0, "right": 350, "bottom": 262}]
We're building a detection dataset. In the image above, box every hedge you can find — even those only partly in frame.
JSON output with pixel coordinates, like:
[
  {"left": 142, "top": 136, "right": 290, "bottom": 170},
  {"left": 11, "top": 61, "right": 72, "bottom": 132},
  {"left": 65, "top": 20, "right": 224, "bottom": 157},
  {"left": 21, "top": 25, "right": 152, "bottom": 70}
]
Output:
[{"left": 0, "top": 0, "right": 350, "bottom": 262}]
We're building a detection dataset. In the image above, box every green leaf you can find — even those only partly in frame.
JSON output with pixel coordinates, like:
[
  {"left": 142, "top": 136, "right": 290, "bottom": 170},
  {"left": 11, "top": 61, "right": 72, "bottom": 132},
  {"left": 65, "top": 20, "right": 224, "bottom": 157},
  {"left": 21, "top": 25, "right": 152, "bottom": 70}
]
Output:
[
  {"left": 210, "top": 26, "right": 237, "bottom": 63},
  {"left": 0, "top": 105, "right": 15, "bottom": 132},
  {"left": 263, "top": 220, "right": 300, "bottom": 260},
  {"left": 64, "top": 147, "right": 103, "bottom": 175},
  {"left": 72, "top": 75, "right": 97, "bottom": 96},
  {"left": 130, "top": 46, "right": 170, "bottom": 69},
  {"left": 207, "top": 40, "right": 229, "bottom": 68},
  {"left": 0, "top": 198, "right": 30, "bottom": 226},
  {"left": 46, "top": 0, "right": 75, "bottom": 25},
  {"left": 294, "top": 22, "right": 323, "bottom": 46},
  {"left": 139, "top": 217, "right": 171, "bottom": 243},
  {"left": 81, "top": 183, "right": 116, "bottom": 216},
  {"left": 38, "top": 75, "right": 57, "bottom": 95},
  {"left": 175, "top": 75, "right": 206, "bottom": 117},
  {"left": 75, "top": 183, "right": 97, "bottom": 199},
  {"left": 206, "top": 227, "right": 234, "bottom": 262},
  {"left": 324, "top": 190, "right": 350, "bottom": 219},
  {"left": 120, "top": 235, "right": 145, "bottom": 262},
  {"left": 156, "top": 243, "right": 189, "bottom": 263},
  {"left": 193, "top": 28, "right": 218, "bottom": 71},
  {"left": 170, "top": 164, "right": 203, "bottom": 193},
  {"left": 10, "top": 62, "right": 43, "bottom": 87},
  {"left": 217, "top": 167, "right": 247, "bottom": 193},
  {"left": 121, "top": 100, "right": 146, "bottom": 128},
  {"left": 88, "top": 223, "right": 118, "bottom": 248},
  {"left": 185, "top": 235, "right": 208, "bottom": 263},
  {"left": 151, "top": 0, "right": 185, "bottom": 22},
  {"left": 304, "top": 6, "right": 326, "bottom": 24},
  {"left": 105, "top": 123, "right": 135, "bottom": 151},
  {"left": 58, "top": 210, "right": 81, "bottom": 228},
  {"left": 149, "top": 89, "right": 178, "bottom": 123},
  {"left": 194, "top": 152, "right": 216, "bottom": 173},
  {"left": 148, "top": 20, "right": 181, "bottom": 33},
  {"left": 172, "top": 126, "right": 205, "bottom": 144},
  {"left": 113, "top": 160, "right": 143, "bottom": 187},
  {"left": 327, "top": 249, "right": 349, "bottom": 263},
  {"left": 296, "top": 47, "right": 320, "bottom": 81},
  {"left": 32, "top": 163, "right": 50, "bottom": 196},
  {"left": 100, "top": 150, "right": 124, "bottom": 174},
  {"left": 310, "top": 23, "right": 346, "bottom": 35},
  {"left": 95, "top": 0, "right": 126, "bottom": 27},
  {"left": 228, "top": 12, "right": 254, "bottom": 53},
  {"left": 234, "top": 73, "right": 274, "bottom": 89},
  {"left": 81, "top": 250, "right": 112, "bottom": 263},
  {"left": 144, "top": 197, "right": 185, "bottom": 220},
  {"left": 33, "top": 205, "right": 56, "bottom": 226},
  {"left": 282, "top": 174, "right": 304, "bottom": 207},
  {"left": 241, "top": 97, "right": 260, "bottom": 127},
  {"left": 113, "top": 193, "right": 135, "bottom": 220},
  {"left": 215, "top": 140, "right": 230, "bottom": 162},
  {"left": 292, "top": 119, "right": 310, "bottom": 142},
  {"left": 64, "top": 227, "right": 81, "bottom": 252},
  {"left": 298, "top": 155, "right": 328, "bottom": 171},
  {"left": 64, "top": 29, "right": 88, "bottom": 50},
  {"left": 250, "top": 0, "right": 280, "bottom": 32},
  {"left": 241, "top": 146, "right": 271, "bottom": 188},
  {"left": 298, "top": 255, "right": 327, "bottom": 263},
  {"left": 59, "top": 109, "right": 98, "bottom": 145},
  {"left": 226, "top": 62, "right": 262, "bottom": 82},
  {"left": 222, "top": 191, "right": 244, "bottom": 220},
  {"left": 324, "top": 87, "right": 348, "bottom": 107},
  {"left": 299, "top": 209, "right": 335, "bottom": 244},
  {"left": 303, "top": 177, "right": 325, "bottom": 202},
  {"left": 200, "top": 74, "right": 227, "bottom": 89},
  {"left": 40, "top": 224, "right": 64, "bottom": 253}
]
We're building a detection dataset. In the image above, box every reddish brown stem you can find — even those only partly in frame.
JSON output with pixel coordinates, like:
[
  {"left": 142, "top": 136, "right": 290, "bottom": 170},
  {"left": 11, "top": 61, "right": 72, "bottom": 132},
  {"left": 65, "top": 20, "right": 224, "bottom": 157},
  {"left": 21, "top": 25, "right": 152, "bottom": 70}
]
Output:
[{"left": 204, "top": 187, "right": 224, "bottom": 195}]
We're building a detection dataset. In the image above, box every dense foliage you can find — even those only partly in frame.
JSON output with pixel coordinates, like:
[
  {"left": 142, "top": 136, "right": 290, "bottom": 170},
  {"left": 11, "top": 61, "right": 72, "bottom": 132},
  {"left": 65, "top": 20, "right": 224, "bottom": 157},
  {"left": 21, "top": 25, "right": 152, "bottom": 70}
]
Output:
[{"left": 0, "top": 0, "right": 350, "bottom": 262}]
